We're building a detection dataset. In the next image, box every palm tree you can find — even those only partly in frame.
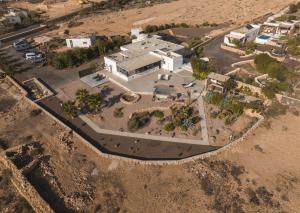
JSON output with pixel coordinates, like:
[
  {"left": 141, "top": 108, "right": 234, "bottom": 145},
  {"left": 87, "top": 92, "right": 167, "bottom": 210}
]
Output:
[
  {"left": 62, "top": 101, "right": 78, "bottom": 118},
  {"left": 75, "top": 89, "right": 89, "bottom": 107},
  {"left": 87, "top": 94, "right": 103, "bottom": 113}
]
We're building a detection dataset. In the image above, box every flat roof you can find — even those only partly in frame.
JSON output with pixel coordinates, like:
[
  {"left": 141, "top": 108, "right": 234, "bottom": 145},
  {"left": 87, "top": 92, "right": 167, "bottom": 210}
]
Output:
[
  {"left": 208, "top": 72, "right": 230, "bottom": 82},
  {"left": 234, "top": 24, "right": 259, "bottom": 34},
  {"left": 118, "top": 53, "right": 162, "bottom": 73},
  {"left": 226, "top": 33, "right": 245, "bottom": 39},
  {"left": 121, "top": 36, "right": 184, "bottom": 57},
  {"left": 66, "top": 33, "right": 95, "bottom": 39}
]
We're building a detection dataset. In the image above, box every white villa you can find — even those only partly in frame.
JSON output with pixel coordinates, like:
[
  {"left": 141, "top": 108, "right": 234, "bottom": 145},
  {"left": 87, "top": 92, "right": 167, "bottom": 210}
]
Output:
[
  {"left": 66, "top": 33, "right": 96, "bottom": 48},
  {"left": 260, "top": 21, "right": 296, "bottom": 38},
  {"left": 224, "top": 24, "right": 260, "bottom": 47},
  {"left": 104, "top": 31, "right": 186, "bottom": 81}
]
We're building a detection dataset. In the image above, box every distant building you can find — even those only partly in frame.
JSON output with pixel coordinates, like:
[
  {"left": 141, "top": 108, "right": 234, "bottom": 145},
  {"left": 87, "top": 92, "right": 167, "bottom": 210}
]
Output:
[
  {"left": 224, "top": 24, "right": 260, "bottom": 47},
  {"left": 260, "top": 21, "right": 296, "bottom": 38},
  {"left": 0, "top": 9, "right": 28, "bottom": 25},
  {"left": 104, "top": 33, "right": 185, "bottom": 81},
  {"left": 205, "top": 72, "right": 230, "bottom": 94},
  {"left": 66, "top": 33, "right": 96, "bottom": 48}
]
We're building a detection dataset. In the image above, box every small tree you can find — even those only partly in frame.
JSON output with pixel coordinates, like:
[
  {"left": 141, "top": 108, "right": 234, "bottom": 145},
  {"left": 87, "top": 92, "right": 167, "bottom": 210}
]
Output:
[
  {"left": 164, "top": 122, "right": 175, "bottom": 132},
  {"left": 62, "top": 101, "right": 78, "bottom": 118},
  {"left": 151, "top": 110, "right": 164, "bottom": 119},
  {"left": 76, "top": 89, "right": 89, "bottom": 107},
  {"left": 87, "top": 94, "right": 103, "bottom": 113}
]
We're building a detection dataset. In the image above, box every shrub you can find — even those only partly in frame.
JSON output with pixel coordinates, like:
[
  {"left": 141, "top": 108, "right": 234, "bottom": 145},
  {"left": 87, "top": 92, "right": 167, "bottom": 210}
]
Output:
[
  {"left": 151, "top": 110, "right": 164, "bottom": 119},
  {"left": 262, "top": 82, "right": 290, "bottom": 99},
  {"left": 114, "top": 107, "right": 124, "bottom": 118},
  {"left": 30, "top": 109, "right": 42, "bottom": 117},
  {"left": 127, "top": 112, "right": 150, "bottom": 131},
  {"left": 254, "top": 54, "right": 278, "bottom": 73},
  {"left": 164, "top": 122, "right": 175, "bottom": 132},
  {"left": 62, "top": 101, "right": 78, "bottom": 118},
  {"left": 191, "top": 58, "right": 213, "bottom": 80},
  {"left": 288, "top": 4, "right": 298, "bottom": 14},
  {"left": 254, "top": 54, "right": 290, "bottom": 82},
  {"left": 223, "top": 78, "right": 237, "bottom": 91},
  {"left": 204, "top": 92, "right": 224, "bottom": 106}
]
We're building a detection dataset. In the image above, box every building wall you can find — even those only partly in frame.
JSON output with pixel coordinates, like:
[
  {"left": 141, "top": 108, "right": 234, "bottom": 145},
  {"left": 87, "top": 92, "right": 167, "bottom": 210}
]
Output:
[
  {"left": 66, "top": 36, "right": 95, "bottom": 48},
  {"left": 5, "top": 15, "right": 21, "bottom": 24}
]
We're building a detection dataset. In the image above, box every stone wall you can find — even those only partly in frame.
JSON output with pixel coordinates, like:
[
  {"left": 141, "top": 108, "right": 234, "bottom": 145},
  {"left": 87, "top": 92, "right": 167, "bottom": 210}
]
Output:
[
  {"left": 220, "top": 44, "right": 246, "bottom": 55},
  {"left": 0, "top": 154, "right": 54, "bottom": 213}
]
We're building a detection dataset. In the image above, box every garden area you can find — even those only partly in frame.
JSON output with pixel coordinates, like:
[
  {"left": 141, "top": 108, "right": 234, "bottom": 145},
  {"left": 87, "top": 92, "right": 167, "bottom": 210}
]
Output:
[
  {"left": 76, "top": 80, "right": 203, "bottom": 140},
  {"left": 229, "top": 62, "right": 260, "bottom": 85},
  {"left": 254, "top": 54, "right": 298, "bottom": 99},
  {"left": 125, "top": 103, "right": 202, "bottom": 139}
]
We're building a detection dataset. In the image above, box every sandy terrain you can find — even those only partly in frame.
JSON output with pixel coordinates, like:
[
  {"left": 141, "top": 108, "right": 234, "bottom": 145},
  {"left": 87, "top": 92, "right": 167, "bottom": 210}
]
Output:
[
  {"left": 10, "top": 0, "right": 85, "bottom": 19},
  {"left": 44, "top": 0, "right": 296, "bottom": 36}
]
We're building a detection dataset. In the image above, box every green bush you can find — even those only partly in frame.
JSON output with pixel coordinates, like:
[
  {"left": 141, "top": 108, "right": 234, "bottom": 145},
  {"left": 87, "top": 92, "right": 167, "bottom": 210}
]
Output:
[
  {"left": 262, "top": 82, "right": 290, "bottom": 99},
  {"left": 191, "top": 58, "right": 213, "bottom": 80},
  {"left": 127, "top": 112, "right": 150, "bottom": 132},
  {"left": 289, "top": 4, "right": 298, "bottom": 14},
  {"left": 223, "top": 78, "right": 238, "bottom": 91},
  {"left": 114, "top": 107, "right": 124, "bottom": 118},
  {"left": 204, "top": 92, "right": 224, "bottom": 106},
  {"left": 164, "top": 122, "right": 175, "bottom": 132},
  {"left": 254, "top": 54, "right": 289, "bottom": 82},
  {"left": 151, "top": 110, "right": 164, "bottom": 119}
]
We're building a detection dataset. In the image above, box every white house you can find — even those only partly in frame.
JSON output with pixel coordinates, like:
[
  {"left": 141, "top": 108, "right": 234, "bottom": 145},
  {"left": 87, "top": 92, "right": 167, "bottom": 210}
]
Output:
[
  {"left": 224, "top": 24, "right": 261, "bottom": 47},
  {"left": 104, "top": 33, "right": 185, "bottom": 81},
  {"left": 66, "top": 33, "right": 96, "bottom": 48},
  {"left": 260, "top": 21, "right": 296, "bottom": 38}
]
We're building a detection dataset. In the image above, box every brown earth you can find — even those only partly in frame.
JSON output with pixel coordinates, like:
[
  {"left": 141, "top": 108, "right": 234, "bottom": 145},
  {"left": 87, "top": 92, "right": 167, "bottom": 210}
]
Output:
[{"left": 41, "top": 0, "right": 296, "bottom": 36}]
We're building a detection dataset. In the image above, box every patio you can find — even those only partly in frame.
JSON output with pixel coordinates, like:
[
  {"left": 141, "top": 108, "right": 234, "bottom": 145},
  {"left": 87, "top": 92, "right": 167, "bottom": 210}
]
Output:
[{"left": 99, "top": 68, "right": 204, "bottom": 95}]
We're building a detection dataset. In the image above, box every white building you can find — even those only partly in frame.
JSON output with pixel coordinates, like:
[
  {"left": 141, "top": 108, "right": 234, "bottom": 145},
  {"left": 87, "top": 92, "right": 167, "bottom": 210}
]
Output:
[
  {"left": 66, "top": 33, "right": 96, "bottom": 48},
  {"left": 104, "top": 34, "right": 185, "bottom": 81},
  {"left": 224, "top": 24, "right": 261, "bottom": 47},
  {"left": 260, "top": 21, "right": 296, "bottom": 38}
]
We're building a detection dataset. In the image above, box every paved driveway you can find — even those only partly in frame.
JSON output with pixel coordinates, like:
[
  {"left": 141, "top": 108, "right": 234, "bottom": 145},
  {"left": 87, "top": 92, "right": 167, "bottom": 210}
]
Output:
[{"left": 203, "top": 36, "right": 242, "bottom": 73}]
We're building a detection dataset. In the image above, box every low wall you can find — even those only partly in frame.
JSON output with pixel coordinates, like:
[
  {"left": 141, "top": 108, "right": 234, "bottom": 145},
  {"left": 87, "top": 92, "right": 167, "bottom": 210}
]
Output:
[
  {"left": 231, "top": 59, "right": 254, "bottom": 67},
  {"left": 220, "top": 44, "right": 246, "bottom": 55},
  {"left": 0, "top": 154, "right": 54, "bottom": 213}
]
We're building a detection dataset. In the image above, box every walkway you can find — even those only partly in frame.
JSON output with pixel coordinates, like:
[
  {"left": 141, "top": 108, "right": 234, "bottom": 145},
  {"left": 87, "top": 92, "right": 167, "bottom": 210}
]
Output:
[
  {"left": 38, "top": 96, "right": 219, "bottom": 160},
  {"left": 80, "top": 114, "right": 209, "bottom": 145},
  {"left": 197, "top": 96, "right": 209, "bottom": 145}
]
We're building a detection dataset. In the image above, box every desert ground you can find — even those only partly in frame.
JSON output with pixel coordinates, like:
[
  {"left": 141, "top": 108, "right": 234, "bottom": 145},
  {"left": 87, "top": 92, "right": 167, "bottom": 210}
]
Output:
[
  {"left": 40, "top": 0, "right": 297, "bottom": 36},
  {"left": 10, "top": 0, "right": 86, "bottom": 19},
  {"left": 1, "top": 76, "right": 300, "bottom": 212}
]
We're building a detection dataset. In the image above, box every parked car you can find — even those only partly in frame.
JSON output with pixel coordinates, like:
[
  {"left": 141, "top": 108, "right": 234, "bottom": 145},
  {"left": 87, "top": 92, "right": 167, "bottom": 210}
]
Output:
[
  {"left": 25, "top": 52, "right": 44, "bottom": 63},
  {"left": 13, "top": 38, "right": 31, "bottom": 51}
]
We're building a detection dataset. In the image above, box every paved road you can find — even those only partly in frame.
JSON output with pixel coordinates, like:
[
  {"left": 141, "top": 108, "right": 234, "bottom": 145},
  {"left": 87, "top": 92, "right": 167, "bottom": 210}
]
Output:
[
  {"left": 203, "top": 36, "right": 242, "bottom": 73},
  {"left": 38, "top": 96, "right": 220, "bottom": 160}
]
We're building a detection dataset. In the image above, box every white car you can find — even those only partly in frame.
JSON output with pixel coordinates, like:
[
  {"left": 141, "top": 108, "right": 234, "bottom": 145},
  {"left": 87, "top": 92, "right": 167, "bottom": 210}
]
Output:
[{"left": 25, "top": 52, "right": 44, "bottom": 62}]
